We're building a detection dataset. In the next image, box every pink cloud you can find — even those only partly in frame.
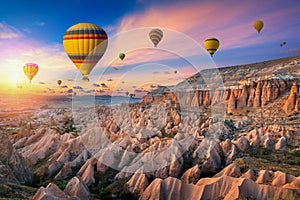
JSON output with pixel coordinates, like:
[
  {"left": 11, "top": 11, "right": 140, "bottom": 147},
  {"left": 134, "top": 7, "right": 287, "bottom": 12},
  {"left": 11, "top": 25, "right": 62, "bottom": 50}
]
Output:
[
  {"left": 113, "top": 1, "right": 300, "bottom": 50},
  {"left": 0, "top": 23, "right": 22, "bottom": 39}
]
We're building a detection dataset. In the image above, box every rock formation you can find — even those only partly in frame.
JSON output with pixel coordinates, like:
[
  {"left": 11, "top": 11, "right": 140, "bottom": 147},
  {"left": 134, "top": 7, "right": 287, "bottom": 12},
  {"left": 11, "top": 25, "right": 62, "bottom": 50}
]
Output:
[
  {"left": 283, "top": 82, "right": 299, "bottom": 114},
  {"left": 140, "top": 164, "right": 300, "bottom": 200},
  {"left": 0, "top": 135, "right": 32, "bottom": 184}
]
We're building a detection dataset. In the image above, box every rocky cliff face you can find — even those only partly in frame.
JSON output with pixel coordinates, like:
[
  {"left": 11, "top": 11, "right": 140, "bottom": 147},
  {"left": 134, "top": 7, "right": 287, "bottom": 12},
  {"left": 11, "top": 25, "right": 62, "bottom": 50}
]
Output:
[
  {"left": 142, "top": 79, "right": 297, "bottom": 115},
  {"left": 283, "top": 82, "right": 300, "bottom": 114}
]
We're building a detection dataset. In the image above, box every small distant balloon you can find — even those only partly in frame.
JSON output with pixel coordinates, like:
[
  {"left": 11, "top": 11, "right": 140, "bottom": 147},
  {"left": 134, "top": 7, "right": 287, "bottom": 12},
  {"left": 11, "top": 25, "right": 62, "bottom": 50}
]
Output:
[
  {"left": 253, "top": 20, "right": 264, "bottom": 33},
  {"left": 23, "top": 63, "right": 39, "bottom": 83},
  {"left": 57, "top": 80, "right": 62, "bottom": 86},
  {"left": 17, "top": 84, "right": 23, "bottom": 89},
  {"left": 174, "top": 70, "right": 177, "bottom": 74},
  {"left": 149, "top": 28, "right": 163, "bottom": 47},
  {"left": 119, "top": 53, "right": 125, "bottom": 61},
  {"left": 280, "top": 41, "right": 286, "bottom": 47},
  {"left": 204, "top": 37, "right": 220, "bottom": 57},
  {"left": 125, "top": 91, "right": 129, "bottom": 96}
]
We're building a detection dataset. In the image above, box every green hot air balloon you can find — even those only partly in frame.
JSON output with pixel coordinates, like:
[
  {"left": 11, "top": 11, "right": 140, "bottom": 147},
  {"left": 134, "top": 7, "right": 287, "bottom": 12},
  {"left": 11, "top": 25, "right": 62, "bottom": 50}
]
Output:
[{"left": 119, "top": 53, "right": 125, "bottom": 61}]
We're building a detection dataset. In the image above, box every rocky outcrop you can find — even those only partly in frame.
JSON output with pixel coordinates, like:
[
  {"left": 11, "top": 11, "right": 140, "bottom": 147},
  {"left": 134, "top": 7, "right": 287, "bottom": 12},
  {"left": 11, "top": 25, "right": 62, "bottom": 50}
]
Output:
[
  {"left": 233, "top": 125, "right": 295, "bottom": 151},
  {"left": 64, "top": 176, "right": 90, "bottom": 200},
  {"left": 180, "top": 165, "right": 201, "bottom": 184},
  {"left": 227, "top": 90, "right": 236, "bottom": 114},
  {"left": 283, "top": 82, "right": 299, "bottom": 114},
  {"left": 32, "top": 177, "right": 90, "bottom": 200},
  {"left": 31, "top": 183, "right": 77, "bottom": 200},
  {"left": 0, "top": 136, "right": 32, "bottom": 184},
  {"left": 127, "top": 173, "right": 149, "bottom": 194},
  {"left": 140, "top": 164, "right": 300, "bottom": 200}
]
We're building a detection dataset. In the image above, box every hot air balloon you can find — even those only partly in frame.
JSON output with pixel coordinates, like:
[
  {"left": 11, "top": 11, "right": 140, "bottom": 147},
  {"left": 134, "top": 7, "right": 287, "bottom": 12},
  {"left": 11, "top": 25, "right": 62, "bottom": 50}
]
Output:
[
  {"left": 23, "top": 63, "right": 39, "bottom": 83},
  {"left": 283, "top": 41, "right": 286, "bottom": 45},
  {"left": 204, "top": 38, "right": 220, "bottom": 57},
  {"left": 174, "top": 70, "right": 177, "bottom": 74},
  {"left": 149, "top": 28, "right": 163, "bottom": 47},
  {"left": 253, "top": 20, "right": 264, "bottom": 33},
  {"left": 119, "top": 53, "right": 125, "bottom": 61},
  {"left": 57, "top": 80, "right": 62, "bottom": 86},
  {"left": 280, "top": 43, "right": 283, "bottom": 47},
  {"left": 63, "top": 23, "right": 108, "bottom": 81}
]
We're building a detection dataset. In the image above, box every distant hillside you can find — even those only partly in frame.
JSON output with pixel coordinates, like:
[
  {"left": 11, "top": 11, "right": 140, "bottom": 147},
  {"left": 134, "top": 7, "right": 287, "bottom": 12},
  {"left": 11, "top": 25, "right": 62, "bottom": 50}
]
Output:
[{"left": 176, "top": 54, "right": 300, "bottom": 90}]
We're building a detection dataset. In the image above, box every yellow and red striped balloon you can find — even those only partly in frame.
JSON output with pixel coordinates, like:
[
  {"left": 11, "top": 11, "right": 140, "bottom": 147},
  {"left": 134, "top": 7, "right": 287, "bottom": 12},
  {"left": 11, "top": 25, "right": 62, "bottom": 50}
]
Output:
[
  {"left": 63, "top": 23, "right": 108, "bottom": 81},
  {"left": 23, "top": 63, "right": 39, "bottom": 83}
]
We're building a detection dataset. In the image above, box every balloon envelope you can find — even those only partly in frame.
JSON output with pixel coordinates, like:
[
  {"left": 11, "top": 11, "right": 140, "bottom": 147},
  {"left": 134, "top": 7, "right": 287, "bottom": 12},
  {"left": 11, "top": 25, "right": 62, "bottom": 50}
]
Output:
[
  {"left": 253, "top": 20, "right": 264, "bottom": 33},
  {"left": 204, "top": 38, "right": 220, "bottom": 57},
  {"left": 57, "top": 80, "right": 62, "bottom": 86},
  {"left": 119, "top": 53, "right": 125, "bottom": 60},
  {"left": 149, "top": 28, "right": 163, "bottom": 47},
  {"left": 23, "top": 63, "right": 39, "bottom": 83},
  {"left": 63, "top": 23, "right": 108, "bottom": 81}
]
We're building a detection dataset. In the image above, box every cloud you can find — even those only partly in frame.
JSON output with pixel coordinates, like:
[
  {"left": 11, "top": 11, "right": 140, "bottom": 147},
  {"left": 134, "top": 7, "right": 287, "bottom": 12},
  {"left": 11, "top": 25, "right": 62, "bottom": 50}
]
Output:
[
  {"left": 0, "top": 23, "right": 22, "bottom": 39},
  {"left": 134, "top": 89, "right": 149, "bottom": 93},
  {"left": 97, "top": 90, "right": 105, "bottom": 93},
  {"left": 93, "top": 83, "right": 100, "bottom": 87},
  {"left": 100, "top": 83, "right": 108, "bottom": 88},
  {"left": 107, "top": 78, "right": 113, "bottom": 81},
  {"left": 150, "top": 84, "right": 157, "bottom": 88},
  {"left": 67, "top": 89, "right": 73, "bottom": 93},
  {"left": 73, "top": 86, "right": 83, "bottom": 90},
  {"left": 84, "top": 89, "right": 96, "bottom": 94},
  {"left": 132, "top": 86, "right": 137, "bottom": 88},
  {"left": 37, "top": 22, "right": 45, "bottom": 26},
  {"left": 61, "top": 85, "right": 68, "bottom": 88},
  {"left": 284, "top": 48, "right": 300, "bottom": 54},
  {"left": 67, "top": 79, "right": 74, "bottom": 82},
  {"left": 111, "top": 1, "right": 300, "bottom": 52},
  {"left": 38, "top": 82, "right": 46, "bottom": 84}
]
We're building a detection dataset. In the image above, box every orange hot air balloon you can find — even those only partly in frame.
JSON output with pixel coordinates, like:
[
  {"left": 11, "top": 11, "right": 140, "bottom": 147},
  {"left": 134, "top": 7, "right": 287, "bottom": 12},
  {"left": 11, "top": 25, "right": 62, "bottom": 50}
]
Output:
[{"left": 23, "top": 63, "right": 39, "bottom": 83}]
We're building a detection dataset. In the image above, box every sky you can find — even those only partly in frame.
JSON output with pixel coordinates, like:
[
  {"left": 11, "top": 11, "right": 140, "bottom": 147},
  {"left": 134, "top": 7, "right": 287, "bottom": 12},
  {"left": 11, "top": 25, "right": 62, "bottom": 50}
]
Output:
[{"left": 1, "top": 0, "right": 300, "bottom": 96}]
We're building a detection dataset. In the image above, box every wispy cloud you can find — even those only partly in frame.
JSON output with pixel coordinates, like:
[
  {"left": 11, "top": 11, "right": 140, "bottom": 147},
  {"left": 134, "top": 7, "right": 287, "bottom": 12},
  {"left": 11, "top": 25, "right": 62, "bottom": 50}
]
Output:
[
  {"left": 93, "top": 83, "right": 100, "bottom": 87},
  {"left": 111, "top": 0, "right": 300, "bottom": 51},
  {"left": 0, "top": 23, "right": 22, "bottom": 39},
  {"left": 37, "top": 22, "right": 45, "bottom": 26},
  {"left": 73, "top": 86, "right": 83, "bottom": 90}
]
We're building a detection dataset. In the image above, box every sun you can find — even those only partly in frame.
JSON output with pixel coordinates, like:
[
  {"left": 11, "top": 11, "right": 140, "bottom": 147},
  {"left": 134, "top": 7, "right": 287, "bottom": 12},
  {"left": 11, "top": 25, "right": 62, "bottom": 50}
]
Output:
[{"left": 10, "top": 75, "right": 20, "bottom": 84}]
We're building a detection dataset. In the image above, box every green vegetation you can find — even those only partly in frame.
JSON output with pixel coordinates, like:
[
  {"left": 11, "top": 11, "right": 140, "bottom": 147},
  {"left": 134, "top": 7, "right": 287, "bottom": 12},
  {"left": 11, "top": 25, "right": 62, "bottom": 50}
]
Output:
[
  {"left": 235, "top": 147, "right": 300, "bottom": 176},
  {"left": 0, "top": 184, "right": 37, "bottom": 200},
  {"left": 57, "top": 179, "right": 69, "bottom": 191}
]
